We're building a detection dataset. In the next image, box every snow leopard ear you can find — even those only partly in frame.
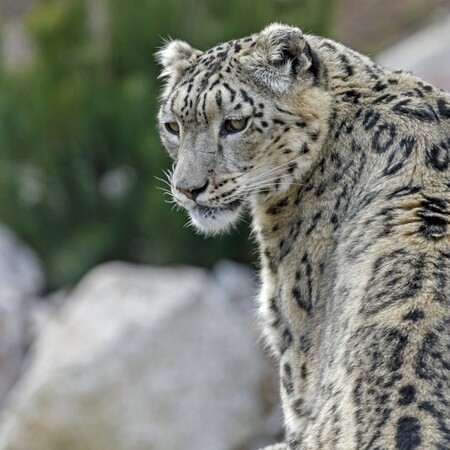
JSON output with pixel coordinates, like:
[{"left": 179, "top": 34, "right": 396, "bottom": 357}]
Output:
[
  {"left": 242, "top": 23, "right": 318, "bottom": 93},
  {"left": 155, "top": 39, "right": 202, "bottom": 85}
]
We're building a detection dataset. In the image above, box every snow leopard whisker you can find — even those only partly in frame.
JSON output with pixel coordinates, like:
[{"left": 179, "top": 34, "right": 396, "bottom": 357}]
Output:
[{"left": 246, "top": 158, "right": 303, "bottom": 184}]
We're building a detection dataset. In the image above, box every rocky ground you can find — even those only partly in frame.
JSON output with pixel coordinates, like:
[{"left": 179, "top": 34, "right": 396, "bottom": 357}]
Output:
[{"left": 0, "top": 224, "right": 282, "bottom": 450}]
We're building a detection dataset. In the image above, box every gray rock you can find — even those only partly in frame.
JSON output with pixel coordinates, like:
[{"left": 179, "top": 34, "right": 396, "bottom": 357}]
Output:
[
  {"left": 0, "top": 224, "right": 44, "bottom": 297},
  {"left": 377, "top": 13, "right": 450, "bottom": 91},
  {"left": 0, "top": 224, "right": 44, "bottom": 407},
  {"left": 0, "top": 262, "right": 269, "bottom": 450},
  {"left": 213, "top": 259, "right": 257, "bottom": 312}
]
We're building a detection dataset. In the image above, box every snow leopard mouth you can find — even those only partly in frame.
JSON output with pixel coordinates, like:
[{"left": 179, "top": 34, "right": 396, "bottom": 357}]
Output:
[
  {"left": 194, "top": 200, "right": 243, "bottom": 215},
  {"left": 188, "top": 200, "right": 244, "bottom": 234}
]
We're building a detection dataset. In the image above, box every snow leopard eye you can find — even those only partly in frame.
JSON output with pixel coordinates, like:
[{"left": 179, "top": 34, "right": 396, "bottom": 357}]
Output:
[
  {"left": 165, "top": 122, "right": 180, "bottom": 135},
  {"left": 221, "top": 117, "right": 249, "bottom": 135}
]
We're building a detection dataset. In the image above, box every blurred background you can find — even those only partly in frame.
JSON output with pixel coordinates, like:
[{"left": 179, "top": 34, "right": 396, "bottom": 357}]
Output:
[{"left": 0, "top": 1, "right": 448, "bottom": 449}]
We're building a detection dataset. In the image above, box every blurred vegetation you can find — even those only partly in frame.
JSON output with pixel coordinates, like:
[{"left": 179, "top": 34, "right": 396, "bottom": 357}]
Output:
[{"left": 0, "top": 0, "right": 338, "bottom": 289}]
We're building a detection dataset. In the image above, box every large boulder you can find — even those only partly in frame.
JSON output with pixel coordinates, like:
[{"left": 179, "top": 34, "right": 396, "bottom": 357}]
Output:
[
  {"left": 0, "top": 223, "right": 44, "bottom": 408},
  {"left": 0, "top": 262, "right": 269, "bottom": 450}
]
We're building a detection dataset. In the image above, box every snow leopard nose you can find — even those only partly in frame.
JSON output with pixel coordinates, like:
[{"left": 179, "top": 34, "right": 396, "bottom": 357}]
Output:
[{"left": 176, "top": 180, "right": 209, "bottom": 201}]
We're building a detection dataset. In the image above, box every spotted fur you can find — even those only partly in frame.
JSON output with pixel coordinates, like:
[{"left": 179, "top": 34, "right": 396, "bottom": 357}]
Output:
[{"left": 156, "top": 23, "right": 450, "bottom": 449}]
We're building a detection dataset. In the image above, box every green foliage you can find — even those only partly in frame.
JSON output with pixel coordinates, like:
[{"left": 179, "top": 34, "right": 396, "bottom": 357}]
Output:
[{"left": 0, "top": 0, "right": 338, "bottom": 289}]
